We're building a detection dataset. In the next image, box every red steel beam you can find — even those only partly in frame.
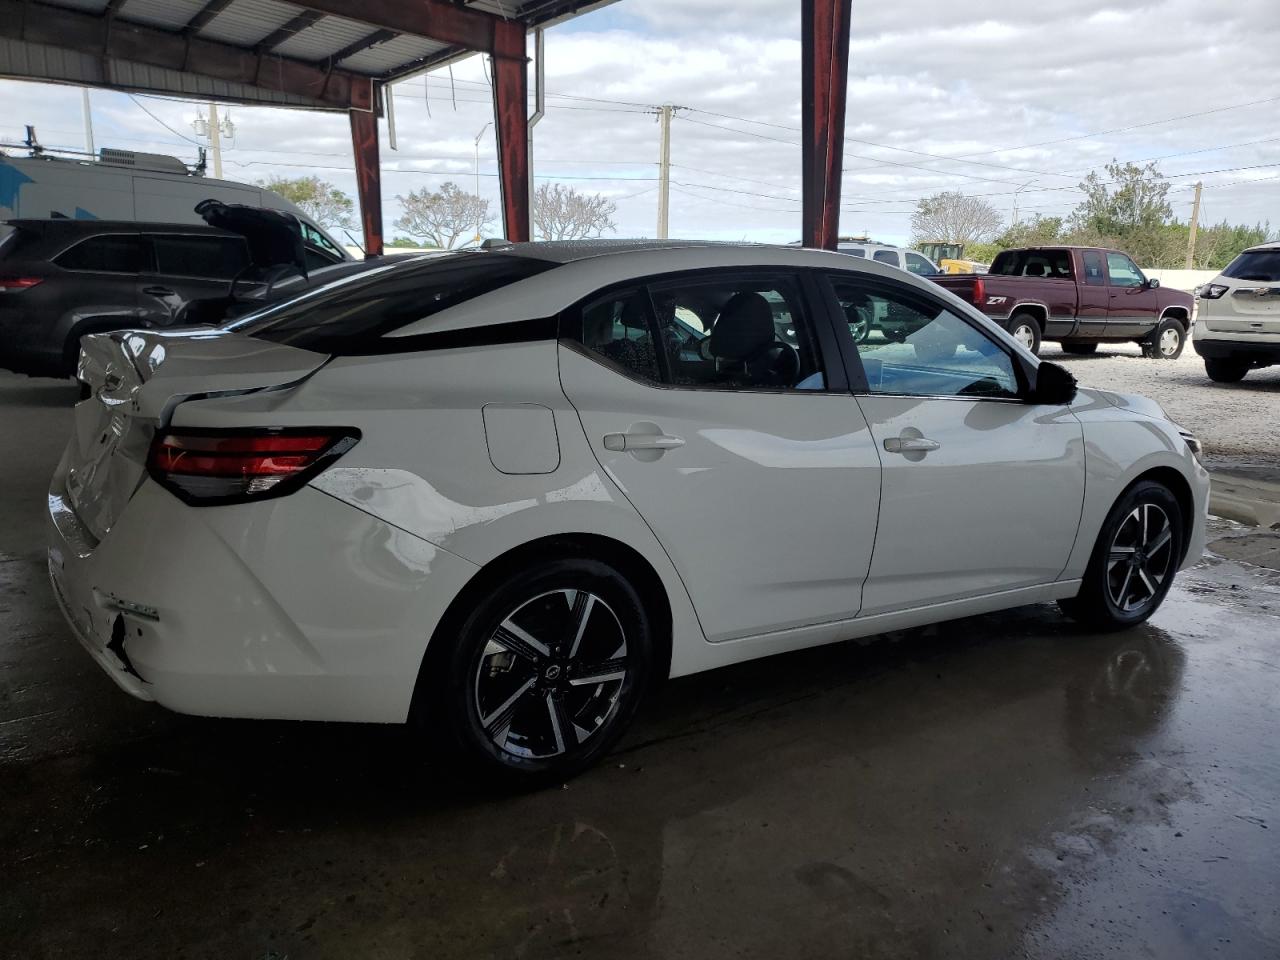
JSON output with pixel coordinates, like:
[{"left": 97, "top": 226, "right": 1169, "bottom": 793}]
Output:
[
  {"left": 0, "top": 0, "right": 374, "bottom": 110},
  {"left": 800, "top": 0, "right": 852, "bottom": 250},
  {"left": 491, "top": 21, "right": 530, "bottom": 242},
  {"left": 288, "top": 0, "right": 497, "bottom": 53},
  {"left": 349, "top": 107, "right": 384, "bottom": 256}
]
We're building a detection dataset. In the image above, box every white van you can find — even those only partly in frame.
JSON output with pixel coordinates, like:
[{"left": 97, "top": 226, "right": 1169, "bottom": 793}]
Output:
[{"left": 0, "top": 147, "right": 351, "bottom": 266}]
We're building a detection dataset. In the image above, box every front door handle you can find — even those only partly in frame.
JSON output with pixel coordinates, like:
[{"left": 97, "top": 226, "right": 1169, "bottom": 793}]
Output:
[
  {"left": 883, "top": 436, "right": 940, "bottom": 454},
  {"left": 603, "top": 432, "right": 685, "bottom": 452},
  {"left": 142, "top": 285, "right": 175, "bottom": 296}
]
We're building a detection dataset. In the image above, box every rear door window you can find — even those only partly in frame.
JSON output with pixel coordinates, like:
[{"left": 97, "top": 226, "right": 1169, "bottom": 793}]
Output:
[
  {"left": 873, "top": 249, "right": 899, "bottom": 266},
  {"left": 226, "top": 253, "right": 554, "bottom": 353},
  {"left": 151, "top": 235, "right": 249, "bottom": 279},
  {"left": 55, "top": 235, "right": 147, "bottom": 273}
]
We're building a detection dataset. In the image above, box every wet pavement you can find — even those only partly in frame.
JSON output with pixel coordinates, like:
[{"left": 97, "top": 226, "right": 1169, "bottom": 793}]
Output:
[{"left": 2, "top": 372, "right": 1279, "bottom": 959}]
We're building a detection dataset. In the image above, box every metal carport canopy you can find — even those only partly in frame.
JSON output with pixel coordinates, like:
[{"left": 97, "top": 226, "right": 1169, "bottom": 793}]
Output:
[{"left": 0, "top": 0, "right": 856, "bottom": 254}]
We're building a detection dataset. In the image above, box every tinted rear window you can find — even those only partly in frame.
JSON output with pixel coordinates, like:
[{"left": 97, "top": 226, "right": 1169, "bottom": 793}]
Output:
[
  {"left": 152, "top": 235, "right": 249, "bottom": 279},
  {"left": 989, "top": 249, "right": 1074, "bottom": 279},
  {"left": 225, "top": 253, "right": 554, "bottom": 353},
  {"left": 55, "top": 234, "right": 148, "bottom": 273},
  {"left": 1222, "top": 250, "right": 1280, "bottom": 283}
]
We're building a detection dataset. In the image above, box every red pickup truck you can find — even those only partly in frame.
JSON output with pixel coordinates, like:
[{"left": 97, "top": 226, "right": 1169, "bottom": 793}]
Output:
[{"left": 930, "top": 246, "right": 1194, "bottom": 359}]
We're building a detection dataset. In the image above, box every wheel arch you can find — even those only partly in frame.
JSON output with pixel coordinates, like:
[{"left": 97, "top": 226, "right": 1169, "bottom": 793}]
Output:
[
  {"left": 1010, "top": 303, "right": 1048, "bottom": 327},
  {"left": 1159, "top": 306, "right": 1190, "bottom": 325},
  {"left": 1130, "top": 466, "right": 1196, "bottom": 565},
  {"left": 410, "top": 532, "right": 675, "bottom": 721}
]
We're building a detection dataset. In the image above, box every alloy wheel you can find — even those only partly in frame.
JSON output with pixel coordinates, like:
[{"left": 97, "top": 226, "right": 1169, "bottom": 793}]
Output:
[
  {"left": 474, "top": 589, "right": 628, "bottom": 760},
  {"left": 1106, "top": 503, "right": 1176, "bottom": 613},
  {"left": 1159, "top": 326, "right": 1182, "bottom": 357},
  {"left": 1013, "top": 323, "right": 1036, "bottom": 350}
]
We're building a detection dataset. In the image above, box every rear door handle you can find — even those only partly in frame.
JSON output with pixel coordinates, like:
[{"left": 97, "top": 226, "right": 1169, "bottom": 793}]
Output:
[
  {"left": 603, "top": 432, "right": 685, "bottom": 452},
  {"left": 883, "top": 437, "right": 940, "bottom": 454},
  {"left": 142, "top": 285, "right": 175, "bottom": 296}
]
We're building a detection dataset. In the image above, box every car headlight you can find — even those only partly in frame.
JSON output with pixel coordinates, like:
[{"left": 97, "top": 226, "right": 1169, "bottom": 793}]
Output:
[
  {"left": 1179, "top": 429, "right": 1204, "bottom": 462},
  {"left": 1196, "top": 283, "right": 1228, "bottom": 300}
]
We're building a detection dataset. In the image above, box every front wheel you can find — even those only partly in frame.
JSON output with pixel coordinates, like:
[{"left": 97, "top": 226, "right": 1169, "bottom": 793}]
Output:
[
  {"left": 1204, "top": 357, "right": 1250, "bottom": 383},
  {"left": 1059, "top": 480, "right": 1183, "bottom": 630},
  {"left": 425, "top": 558, "right": 655, "bottom": 784},
  {"left": 1141, "top": 318, "right": 1186, "bottom": 360},
  {"left": 1008, "top": 313, "right": 1042, "bottom": 355}
]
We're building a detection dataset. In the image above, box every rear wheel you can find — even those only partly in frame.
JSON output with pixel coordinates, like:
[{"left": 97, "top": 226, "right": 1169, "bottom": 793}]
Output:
[
  {"left": 1060, "top": 342, "right": 1099, "bottom": 355},
  {"left": 424, "top": 558, "right": 654, "bottom": 784},
  {"left": 1009, "top": 313, "right": 1042, "bottom": 355},
  {"left": 1204, "top": 357, "right": 1250, "bottom": 383},
  {"left": 1059, "top": 480, "right": 1183, "bottom": 630},
  {"left": 1141, "top": 318, "right": 1186, "bottom": 359}
]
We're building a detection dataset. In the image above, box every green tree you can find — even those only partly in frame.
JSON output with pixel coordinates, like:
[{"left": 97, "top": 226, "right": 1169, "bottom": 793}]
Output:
[
  {"left": 258, "top": 175, "right": 354, "bottom": 228},
  {"left": 1072, "top": 161, "right": 1172, "bottom": 237}
]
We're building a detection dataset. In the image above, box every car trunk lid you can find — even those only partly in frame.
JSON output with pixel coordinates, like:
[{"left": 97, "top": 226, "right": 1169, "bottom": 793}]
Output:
[{"left": 64, "top": 327, "right": 328, "bottom": 540}]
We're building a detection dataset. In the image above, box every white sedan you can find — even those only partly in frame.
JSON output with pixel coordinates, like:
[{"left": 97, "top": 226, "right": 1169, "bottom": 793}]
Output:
[{"left": 47, "top": 241, "right": 1209, "bottom": 782}]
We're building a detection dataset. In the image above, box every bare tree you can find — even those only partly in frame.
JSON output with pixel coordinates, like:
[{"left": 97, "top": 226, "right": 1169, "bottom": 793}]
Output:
[
  {"left": 258, "top": 175, "right": 354, "bottom": 228},
  {"left": 394, "top": 182, "right": 490, "bottom": 249},
  {"left": 910, "top": 191, "right": 1003, "bottom": 245},
  {"left": 533, "top": 183, "right": 617, "bottom": 241}
]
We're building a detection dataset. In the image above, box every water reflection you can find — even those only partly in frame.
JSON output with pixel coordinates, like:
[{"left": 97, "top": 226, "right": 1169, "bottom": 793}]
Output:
[{"left": 3, "top": 608, "right": 1196, "bottom": 959}]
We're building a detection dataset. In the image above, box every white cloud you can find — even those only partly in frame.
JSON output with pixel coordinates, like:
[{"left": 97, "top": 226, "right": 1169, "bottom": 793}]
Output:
[{"left": 2, "top": 0, "right": 1278, "bottom": 247}]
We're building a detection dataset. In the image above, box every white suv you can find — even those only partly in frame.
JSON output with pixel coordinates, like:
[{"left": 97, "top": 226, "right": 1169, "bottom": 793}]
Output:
[
  {"left": 837, "top": 241, "right": 942, "bottom": 277},
  {"left": 1192, "top": 241, "right": 1280, "bottom": 382}
]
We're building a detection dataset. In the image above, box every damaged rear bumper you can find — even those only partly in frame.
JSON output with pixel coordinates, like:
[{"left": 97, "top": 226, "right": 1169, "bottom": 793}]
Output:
[{"left": 46, "top": 460, "right": 481, "bottom": 723}]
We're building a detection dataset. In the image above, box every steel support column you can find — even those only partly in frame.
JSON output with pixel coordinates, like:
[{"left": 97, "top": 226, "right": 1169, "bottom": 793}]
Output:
[
  {"left": 491, "top": 21, "right": 530, "bottom": 242},
  {"left": 801, "top": 0, "right": 852, "bottom": 250},
  {"left": 349, "top": 106, "right": 383, "bottom": 256}
]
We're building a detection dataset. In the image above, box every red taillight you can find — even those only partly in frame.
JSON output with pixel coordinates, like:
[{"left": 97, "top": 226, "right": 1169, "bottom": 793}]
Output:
[
  {"left": 0, "top": 276, "right": 43, "bottom": 291},
  {"left": 972, "top": 277, "right": 986, "bottom": 307},
  {"left": 148, "top": 429, "right": 359, "bottom": 505}
]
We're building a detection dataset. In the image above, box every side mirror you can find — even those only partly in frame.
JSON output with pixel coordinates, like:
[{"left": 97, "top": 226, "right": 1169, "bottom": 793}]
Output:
[
  {"left": 1027, "top": 360, "right": 1078, "bottom": 405},
  {"left": 1146, "top": 277, "right": 1161, "bottom": 289}
]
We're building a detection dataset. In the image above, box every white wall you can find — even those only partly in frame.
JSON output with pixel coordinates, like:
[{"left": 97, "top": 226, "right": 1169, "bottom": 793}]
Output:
[{"left": 1143, "top": 268, "right": 1216, "bottom": 293}]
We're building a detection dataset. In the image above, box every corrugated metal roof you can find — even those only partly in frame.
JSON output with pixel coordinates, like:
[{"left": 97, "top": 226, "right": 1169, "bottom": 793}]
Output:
[
  {"left": 272, "top": 15, "right": 378, "bottom": 62},
  {"left": 338, "top": 33, "right": 449, "bottom": 76},
  {"left": 5, "top": 0, "right": 617, "bottom": 107},
  {"left": 197, "top": 0, "right": 303, "bottom": 48},
  {"left": 121, "top": 0, "right": 208, "bottom": 32}
]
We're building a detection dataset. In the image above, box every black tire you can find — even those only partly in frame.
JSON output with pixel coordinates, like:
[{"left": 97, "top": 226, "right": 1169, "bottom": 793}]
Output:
[
  {"left": 1060, "top": 342, "right": 1099, "bottom": 355},
  {"left": 1059, "top": 480, "right": 1183, "bottom": 631},
  {"left": 1141, "top": 317, "right": 1186, "bottom": 360},
  {"left": 1204, "top": 357, "right": 1250, "bottom": 383},
  {"left": 422, "top": 557, "right": 655, "bottom": 785},
  {"left": 1008, "top": 313, "right": 1043, "bottom": 356}
]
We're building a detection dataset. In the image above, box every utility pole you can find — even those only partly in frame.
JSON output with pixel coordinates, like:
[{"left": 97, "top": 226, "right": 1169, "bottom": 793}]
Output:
[
  {"left": 656, "top": 104, "right": 673, "bottom": 239},
  {"left": 208, "top": 102, "right": 223, "bottom": 178},
  {"left": 1011, "top": 179, "right": 1035, "bottom": 227},
  {"left": 81, "top": 88, "right": 95, "bottom": 156},
  {"left": 1185, "top": 181, "right": 1203, "bottom": 269}
]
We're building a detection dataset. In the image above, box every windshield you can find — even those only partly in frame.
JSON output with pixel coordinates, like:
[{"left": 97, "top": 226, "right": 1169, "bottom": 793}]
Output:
[
  {"left": 224, "top": 252, "right": 554, "bottom": 353},
  {"left": 1222, "top": 250, "right": 1280, "bottom": 283}
]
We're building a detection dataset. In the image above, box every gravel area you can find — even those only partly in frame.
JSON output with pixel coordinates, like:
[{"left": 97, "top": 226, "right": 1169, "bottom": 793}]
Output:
[{"left": 1041, "top": 342, "right": 1280, "bottom": 471}]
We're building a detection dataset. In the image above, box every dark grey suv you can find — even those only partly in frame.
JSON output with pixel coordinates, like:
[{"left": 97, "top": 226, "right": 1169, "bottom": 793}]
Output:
[{"left": 0, "top": 216, "right": 347, "bottom": 377}]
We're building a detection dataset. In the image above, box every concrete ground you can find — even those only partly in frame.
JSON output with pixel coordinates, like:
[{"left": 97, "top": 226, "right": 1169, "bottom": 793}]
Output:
[{"left": 3, "top": 371, "right": 1280, "bottom": 960}]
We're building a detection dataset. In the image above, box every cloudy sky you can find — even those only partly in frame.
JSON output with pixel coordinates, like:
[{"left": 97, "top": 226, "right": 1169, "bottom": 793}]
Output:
[{"left": 2, "top": 0, "right": 1278, "bottom": 247}]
